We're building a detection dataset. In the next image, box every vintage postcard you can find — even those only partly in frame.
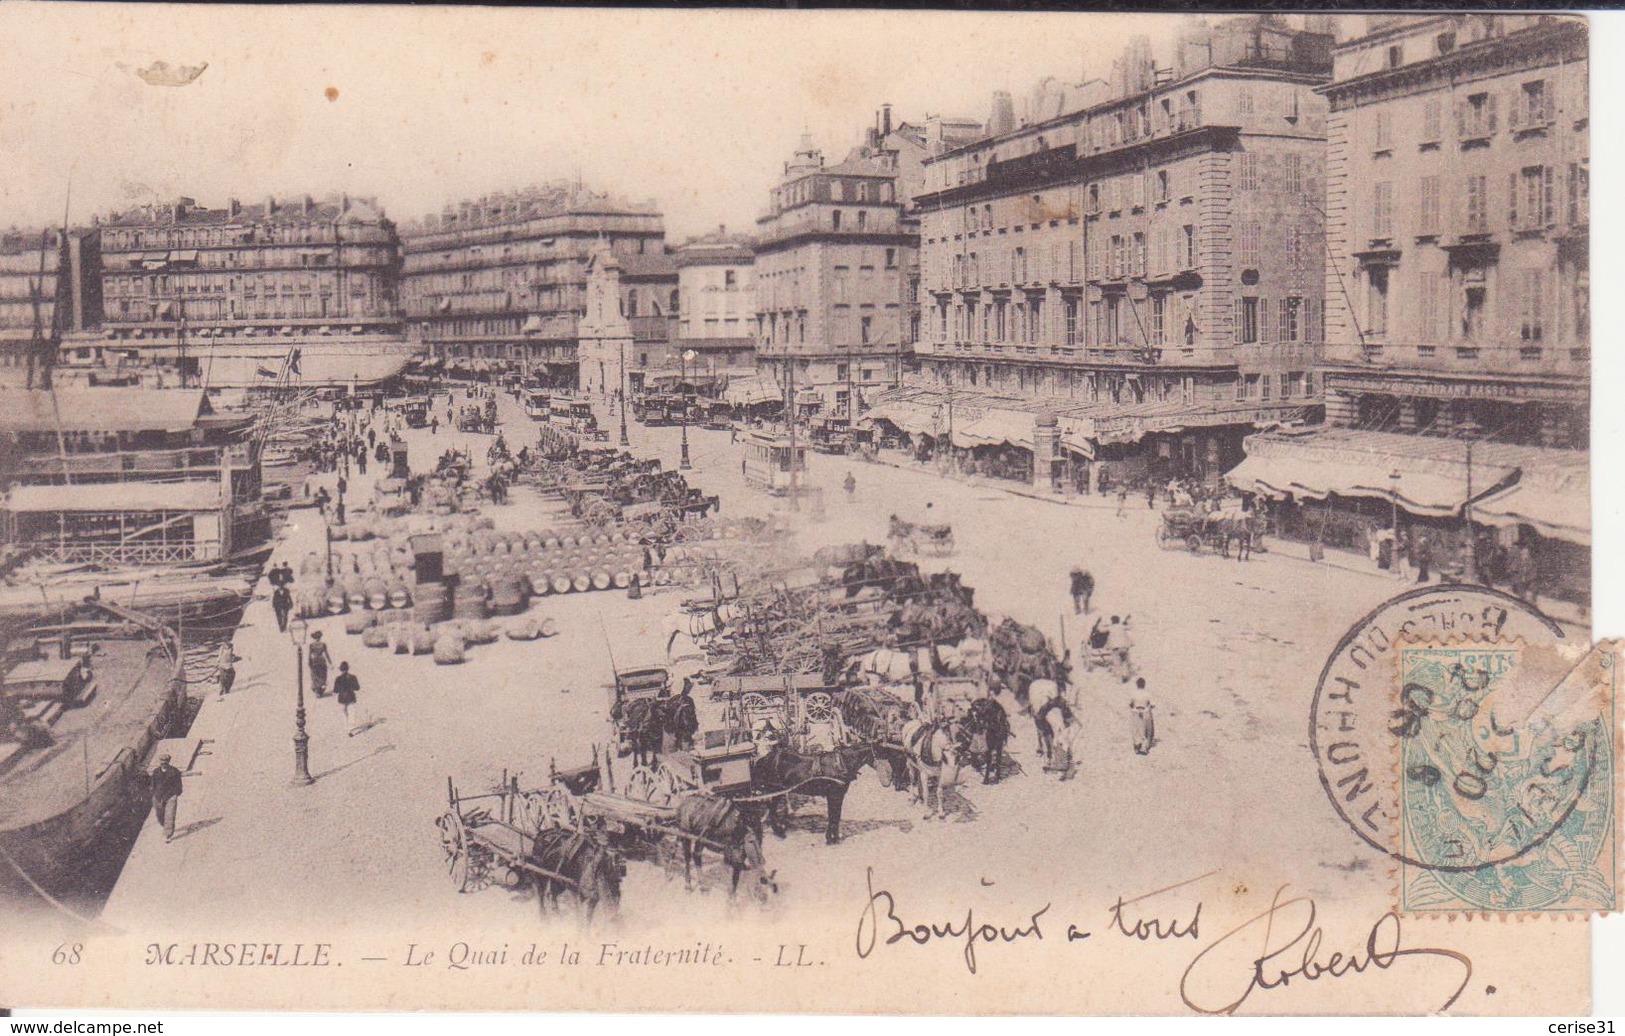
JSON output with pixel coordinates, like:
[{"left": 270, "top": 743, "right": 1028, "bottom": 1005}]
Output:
[{"left": 0, "top": 3, "right": 1615, "bottom": 1018}]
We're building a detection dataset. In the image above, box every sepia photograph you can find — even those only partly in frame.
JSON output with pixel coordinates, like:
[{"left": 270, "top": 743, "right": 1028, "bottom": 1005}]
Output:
[{"left": 0, "top": 3, "right": 1616, "bottom": 1021}]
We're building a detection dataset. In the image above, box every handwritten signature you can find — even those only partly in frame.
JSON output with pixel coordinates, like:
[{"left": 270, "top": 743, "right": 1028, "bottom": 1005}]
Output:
[
  {"left": 855, "top": 869, "right": 1474, "bottom": 1013},
  {"left": 1179, "top": 885, "right": 1472, "bottom": 1015}
]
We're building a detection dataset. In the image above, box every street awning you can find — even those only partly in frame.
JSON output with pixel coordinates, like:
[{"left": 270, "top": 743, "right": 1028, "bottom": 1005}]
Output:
[
  {"left": 522, "top": 315, "right": 544, "bottom": 333},
  {"left": 861, "top": 402, "right": 937, "bottom": 436},
  {"left": 723, "top": 377, "right": 779, "bottom": 406},
  {"left": 5, "top": 481, "right": 222, "bottom": 514},
  {"left": 1474, "top": 470, "right": 1591, "bottom": 546},
  {"left": 170, "top": 249, "right": 199, "bottom": 263},
  {"left": 1224, "top": 451, "right": 1471, "bottom": 516},
  {"left": 1226, "top": 428, "right": 1588, "bottom": 534},
  {"left": 952, "top": 409, "right": 1034, "bottom": 450}
]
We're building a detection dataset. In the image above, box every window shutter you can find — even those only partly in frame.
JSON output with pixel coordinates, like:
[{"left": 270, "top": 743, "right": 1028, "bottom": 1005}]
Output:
[
  {"left": 1234, "top": 297, "right": 1244, "bottom": 343},
  {"left": 1509, "top": 172, "right": 1519, "bottom": 230},
  {"left": 1486, "top": 92, "right": 1498, "bottom": 134},
  {"left": 1455, "top": 99, "right": 1467, "bottom": 139},
  {"left": 1543, "top": 165, "right": 1556, "bottom": 225},
  {"left": 1260, "top": 297, "right": 1273, "bottom": 343}
]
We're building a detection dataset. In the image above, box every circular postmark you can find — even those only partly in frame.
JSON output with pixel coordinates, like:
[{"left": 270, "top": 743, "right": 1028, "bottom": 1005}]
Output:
[{"left": 1310, "top": 585, "right": 1608, "bottom": 883}]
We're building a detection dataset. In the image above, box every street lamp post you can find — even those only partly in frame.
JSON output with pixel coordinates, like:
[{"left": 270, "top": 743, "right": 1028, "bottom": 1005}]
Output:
[
  {"left": 289, "top": 617, "right": 314, "bottom": 786},
  {"left": 618, "top": 340, "right": 630, "bottom": 448},
  {"left": 679, "top": 349, "right": 696, "bottom": 470},
  {"left": 1389, "top": 469, "right": 1403, "bottom": 581}
]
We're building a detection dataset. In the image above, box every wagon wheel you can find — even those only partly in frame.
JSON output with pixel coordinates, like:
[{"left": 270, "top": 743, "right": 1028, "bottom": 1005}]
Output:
[
  {"left": 437, "top": 810, "right": 490, "bottom": 893},
  {"left": 1185, "top": 533, "right": 1203, "bottom": 554},
  {"left": 625, "top": 765, "right": 675, "bottom": 805},
  {"left": 656, "top": 761, "right": 697, "bottom": 795},
  {"left": 740, "top": 691, "right": 773, "bottom": 719},
  {"left": 539, "top": 787, "right": 581, "bottom": 830},
  {"left": 802, "top": 691, "right": 836, "bottom": 722}
]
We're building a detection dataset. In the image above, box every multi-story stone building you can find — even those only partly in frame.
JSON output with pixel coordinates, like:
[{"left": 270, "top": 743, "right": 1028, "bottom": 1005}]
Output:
[
  {"left": 1231, "top": 13, "right": 1589, "bottom": 600},
  {"left": 0, "top": 227, "right": 100, "bottom": 384},
  {"left": 754, "top": 113, "right": 936, "bottom": 420},
  {"left": 61, "top": 195, "right": 405, "bottom": 388},
  {"left": 399, "top": 184, "right": 666, "bottom": 383},
  {"left": 905, "top": 15, "right": 1334, "bottom": 487},
  {"left": 672, "top": 229, "right": 756, "bottom": 390}
]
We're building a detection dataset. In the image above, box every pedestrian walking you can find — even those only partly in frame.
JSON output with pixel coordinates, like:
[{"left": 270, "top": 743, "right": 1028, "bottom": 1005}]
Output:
[
  {"left": 335, "top": 499, "right": 346, "bottom": 527},
  {"left": 1115, "top": 484, "right": 1129, "bottom": 518},
  {"left": 150, "top": 753, "right": 183, "bottom": 842},
  {"left": 1146, "top": 482, "right": 1157, "bottom": 509},
  {"left": 337, "top": 474, "right": 348, "bottom": 499},
  {"left": 1413, "top": 533, "right": 1432, "bottom": 584},
  {"left": 307, "top": 630, "right": 331, "bottom": 698},
  {"left": 843, "top": 471, "right": 856, "bottom": 499},
  {"left": 333, "top": 662, "right": 366, "bottom": 735},
  {"left": 1130, "top": 680, "right": 1156, "bottom": 756},
  {"left": 216, "top": 641, "right": 236, "bottom": 699},
  {"left": 314, "top": 486, "right": 331, "bottom": 518},
  {"left": 431, "top": 416, "right": 439, "bottom": 436},
  {"left": 741, "top": 456, "right": 748, "bottom": 477},
  {"left": 1069, "top": 567, "right": 1094, "bottom": 615},
  {"left": 271, "top": 585, "right": 293, "bottom": 633}
]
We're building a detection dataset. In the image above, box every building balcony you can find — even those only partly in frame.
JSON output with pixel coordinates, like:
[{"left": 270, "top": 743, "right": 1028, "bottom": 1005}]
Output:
[{"left": 1324, "top": 339, "right": 1590, "bottom": 378}]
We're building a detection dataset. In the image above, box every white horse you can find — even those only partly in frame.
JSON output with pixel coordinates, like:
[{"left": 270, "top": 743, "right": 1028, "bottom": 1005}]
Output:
[{"left": 900, "top": 715, "right": 959, "bottom": 819}]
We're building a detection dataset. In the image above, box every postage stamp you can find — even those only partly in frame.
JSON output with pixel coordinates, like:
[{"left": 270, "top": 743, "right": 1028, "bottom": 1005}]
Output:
[
  {"left": 1396, "top": 640, "right": 1616, "bottom": 913},
  {"left": 1309, "top": 585, "right": 1617, "bottom": 915}
]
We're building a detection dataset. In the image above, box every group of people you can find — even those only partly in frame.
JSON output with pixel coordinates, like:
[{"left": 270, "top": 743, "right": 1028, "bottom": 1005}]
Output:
[{"left": 268, "top": 561, "right": 297, "bottom": 632}]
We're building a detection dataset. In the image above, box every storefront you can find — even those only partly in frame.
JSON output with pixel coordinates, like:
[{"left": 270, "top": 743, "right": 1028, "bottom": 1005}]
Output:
[{"left": 1226, "top": 427, "right": 1589, "bottom": 604}]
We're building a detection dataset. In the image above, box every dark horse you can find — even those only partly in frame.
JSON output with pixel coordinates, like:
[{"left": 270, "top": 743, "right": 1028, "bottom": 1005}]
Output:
[
  {"left": 671, "top": 793, "right": 775, "bottom": 900},
  {"left": 611, "top": 697, "right": 665, "bottom": 767},
  {"left": 960, "top": 695, "right": 1013, "bottom": 784},
  {"left": 749, "top": 741, "right": 881, "bottom": 845},
  {"left": 525, "top": 827, "right": 623, "bottom": 922}
]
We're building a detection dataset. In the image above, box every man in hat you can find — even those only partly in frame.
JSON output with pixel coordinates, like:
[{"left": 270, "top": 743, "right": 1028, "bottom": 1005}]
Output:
[
  {"left": 150, "top": 753, "right": 183, "bottom": 842},
  {"left": 1130, "top": 678, "right": 1156, "bottom": 756},
  {"left": 271, "top": 583, "right": 293, "bottom": 633},
  {"left": 333, "top": 661, "right": 365, "bottom": 736},
  {"left": 670, "top": 677, "right": 699, "bottom": 752},
  {"left": 307, "top": 630, "right": 332, "bottom": 698}
]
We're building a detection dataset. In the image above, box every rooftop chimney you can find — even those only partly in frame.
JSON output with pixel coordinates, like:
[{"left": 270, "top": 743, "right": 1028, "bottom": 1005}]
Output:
[
  {"left": 265, "top": 196, "right": 277, "bottom": 217},
  {"left": 881, "top": 103, "right": 893, "bottom": 138},
  {"left": 302, "top": 194, "right": 314, "bottom": 216},
  {"left": 988, "top": 90, "right": 1016, "bottom": 137},
  {"left": 227, "top": 197, "right": 241, "bottom": 217}
]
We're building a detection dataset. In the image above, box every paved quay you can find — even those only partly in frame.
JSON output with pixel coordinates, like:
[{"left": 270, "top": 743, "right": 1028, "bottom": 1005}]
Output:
[{"left": 97, "top": 393, "right": 1586, "bottom": 998}]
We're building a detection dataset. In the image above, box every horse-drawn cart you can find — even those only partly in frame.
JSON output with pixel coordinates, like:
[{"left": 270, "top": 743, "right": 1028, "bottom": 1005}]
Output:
[
  {"left": 888, "top": 515, "right": 955, "bottom": 557},
  {"left": 1155, "top": 507, "right": 1259, "bottom": 557},
  {"left": 435, "top": 772, "right": 607, "bottom": 897},
  {"left": 610, "top": 664, "right": 671, "bottom": 761}
]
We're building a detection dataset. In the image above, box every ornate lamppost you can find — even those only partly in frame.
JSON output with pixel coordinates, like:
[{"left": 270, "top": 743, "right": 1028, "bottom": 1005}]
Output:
[
  {"left": 290, "top": 616, "right": 314, "bottom": 786},
  {"left": 679, "top": 348, "right": 696, "bottom": 470},
  {"left": 618, "top": 340, "right": 630, "bottom": 447}
]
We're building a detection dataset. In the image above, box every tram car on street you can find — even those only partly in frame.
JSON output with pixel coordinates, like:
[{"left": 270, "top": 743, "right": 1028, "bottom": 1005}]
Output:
[
  {"left": 399, "top": 396, "right": 431, "bottom": 428},
  {"left": 524, "top": 389, "right": 551, "bottom": 421},
  {"left": 741, "top": 432, "right": 807, "bottom": 496}
]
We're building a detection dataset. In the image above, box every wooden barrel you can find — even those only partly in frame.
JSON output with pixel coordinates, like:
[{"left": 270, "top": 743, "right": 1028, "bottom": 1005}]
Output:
[
  {"left": 613, "top": 570, "right": 631, "bottom": 589},
  {"left": 490, "top": 572, "right": 526, "bottom": 616},
  {"left": 452, "top": 594, "right": 488, "bottom": 620},
  {"left": 412, "top": 628, "right": 438, "bottom": 655},
  {"left": 343, "top": 609, "right": 377, "bottom": 635},
  {"left": 591, "top": 570, "right": 612, "bottom": 591},
  {"left": 571, "top": 572, "right": 591, "bottom": 593},
  {"left": 412, "top": 583, "right": 452, "bottom": 625},
  {"left": 551, "top": 574, "right": 573, "bottom": 594},
  {"left": 361, "top": 625, "right": 391, "bottom": 649},
  {"left": 388, "top": 584, "right": 412, "bottom": 609},
  {"left": 433, "top": 634, "right": 467, "bottom": 665},
  {"left": 325, "top": 588, "right": 350, "bottom": 615}
]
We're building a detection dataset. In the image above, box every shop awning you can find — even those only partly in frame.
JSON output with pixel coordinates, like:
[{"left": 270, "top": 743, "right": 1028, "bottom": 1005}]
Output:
[
  {"left": 1474, "top": 470, "right": 1591, "bottom": 546},
  {"left": 952, "top": 409, "right": 1034, "bottom": 449},
  {"left": 861, "top": 402, "right": 938, "bottom": 436},
  {"left": 723, "top": 377, "right": 779, "bottom": 406},
  {"left": 1227, "top": 428, "right": 1588, "bottom": 537},
  {"left": 5, "top": 482, "right": 222, "bottom": 514},
  {"left": 522, "top": 315, "right": 544, "bottom": 333}
]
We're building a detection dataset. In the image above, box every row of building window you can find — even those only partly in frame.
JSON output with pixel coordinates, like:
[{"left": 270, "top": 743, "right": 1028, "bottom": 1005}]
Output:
[
  {"left": 1363, "top": 264, "right": 1587, "bottom": 345},
  {"left": 1369, "top": 78, "right": 1574, "bottom": 154},
  {"left": 1368, "top": 163, "right": 1587, "bottom": 240},
  {"left": 104, "top": 223, "right": 384, "bottom": 250}
]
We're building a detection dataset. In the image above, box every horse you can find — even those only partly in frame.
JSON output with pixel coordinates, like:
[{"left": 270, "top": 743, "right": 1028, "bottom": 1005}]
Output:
[
  {"left": 1216, "top": 513, "right": 1259, "bottom": 561},
  {"left": 900, "top": 717, "right": 959, "bottom": 819},
  {"left": 1033, "top": 693, "right": 1080, "bottom": 780},
  {"left": 749, "top": 741, "right": 881, "bottom": 845},
  {"left": 611, "top": 697, "right": 666, "bottom": 768},
  {"left": 670, "top": 793, "right": 775, "bottom": 901},
  {"left": 525, "top": 826, "right": 623, "bottom": 922},
  {"left": 960, "top": 695, "right": 1013, "bottom": 784}
]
